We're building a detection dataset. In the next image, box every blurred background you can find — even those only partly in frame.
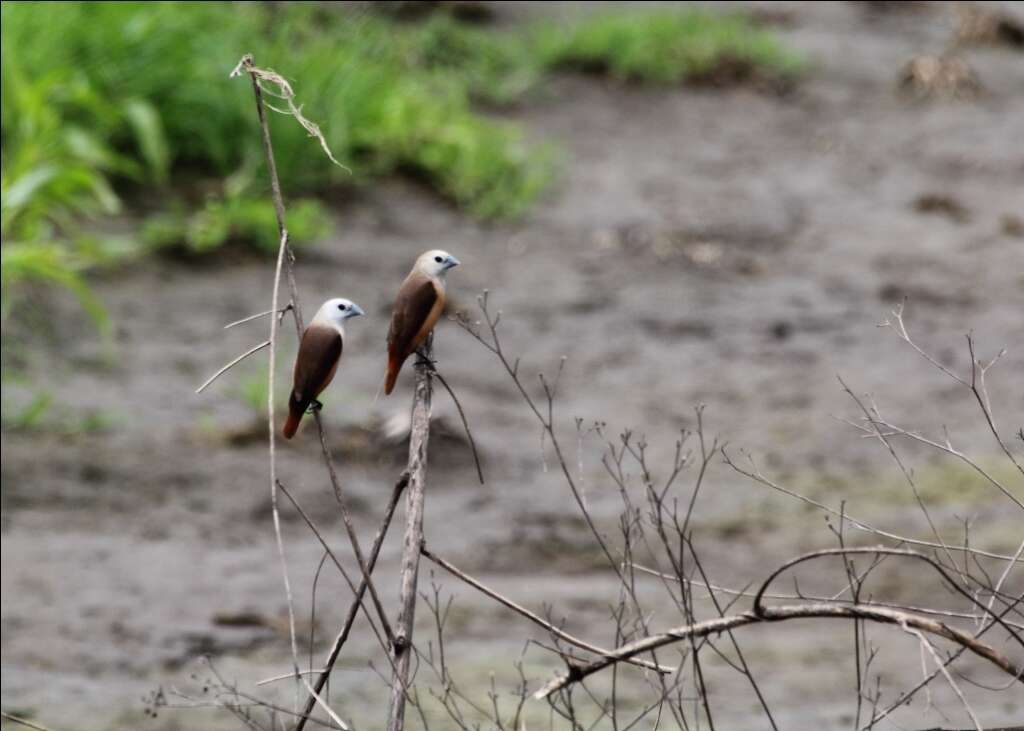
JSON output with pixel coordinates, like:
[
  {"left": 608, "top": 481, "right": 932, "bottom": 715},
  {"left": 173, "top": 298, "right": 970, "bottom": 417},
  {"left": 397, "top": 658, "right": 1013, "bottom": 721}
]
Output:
[{"left": 2, "top": 2, "right": 1022, "bottom": 729}]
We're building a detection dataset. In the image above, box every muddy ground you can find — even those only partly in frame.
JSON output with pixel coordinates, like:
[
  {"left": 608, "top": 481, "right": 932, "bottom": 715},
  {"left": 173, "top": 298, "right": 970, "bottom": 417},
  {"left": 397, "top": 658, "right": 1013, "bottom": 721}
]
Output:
[{"left": 2, "top": 2, "right": 1023, "bottom": 729}]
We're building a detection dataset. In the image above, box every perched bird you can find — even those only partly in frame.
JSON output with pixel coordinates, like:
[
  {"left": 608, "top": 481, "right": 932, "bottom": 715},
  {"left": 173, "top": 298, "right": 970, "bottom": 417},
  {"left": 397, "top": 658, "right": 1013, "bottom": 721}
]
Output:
[
  {"left": 384, "top": 249, "right": 460, "bottom": 395},
  {"left": 283, "top": 297, "right": 365, "bottom": 439}
]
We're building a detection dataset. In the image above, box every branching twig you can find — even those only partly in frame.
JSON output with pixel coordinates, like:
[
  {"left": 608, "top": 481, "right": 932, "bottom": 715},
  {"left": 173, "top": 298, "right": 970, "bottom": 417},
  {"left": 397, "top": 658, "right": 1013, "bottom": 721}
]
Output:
[
  {"left": 533, "top": 602, "right": 1024, "bottom": 699},
  {"left": 295, "top": 473, "right": 409, "bottom": 731},
  {"left": 223, "top": 305, "right": 293, "bottom": 330},
  {"left": 724, "top": 451, "right": 1019, "bottom": 562},
  {"left": 880, "top": 303, "right": 1023, "bottom": 478},
  {"left": 751, "top": 547, "right": 1023, "bottom": 649},
  {"left": 432, "top": 367, "right": 485, "bottom": 485},
  {"left": 421, "top": 544, "right": 673, "bottom": 674}
]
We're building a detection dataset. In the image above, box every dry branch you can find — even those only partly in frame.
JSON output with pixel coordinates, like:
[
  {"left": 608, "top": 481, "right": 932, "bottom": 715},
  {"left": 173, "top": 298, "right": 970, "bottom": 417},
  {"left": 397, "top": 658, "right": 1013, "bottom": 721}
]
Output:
[
  {"left": 533, "top": 602, "right": 1024, "bottom": 699},
  {"left": 244, "top": 53, "right": 302, "bottom": 700},
  {"left": 196, "top": 339, "right": 270, "bottom": 394},
  {"left": 387, "top": 340, "right": 436, "bottom": 731},
  {"left": 1, "top": 712, "right": 60, "bottom": 731},
  {"left": 421, "top": 545, "right": 674, "bottom": 674},
  {"left": 232, "top": 53, "right": 377, "bottom": 728},
  {"left": 294, "top": 473, "right": 409, "bottom": 731},
  {"left": 223, "top": 305, "right": 292, "bottom": 330}
]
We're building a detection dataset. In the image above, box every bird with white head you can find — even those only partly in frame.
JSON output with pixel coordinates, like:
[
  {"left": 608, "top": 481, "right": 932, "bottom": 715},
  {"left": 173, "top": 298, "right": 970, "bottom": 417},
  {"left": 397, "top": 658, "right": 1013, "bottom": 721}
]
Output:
[
  {"left": 384, "top": 249, "right": 460, "bottom": 395},
  {"left": 283, "top": 297, "right": 365, "bottom": 439}
]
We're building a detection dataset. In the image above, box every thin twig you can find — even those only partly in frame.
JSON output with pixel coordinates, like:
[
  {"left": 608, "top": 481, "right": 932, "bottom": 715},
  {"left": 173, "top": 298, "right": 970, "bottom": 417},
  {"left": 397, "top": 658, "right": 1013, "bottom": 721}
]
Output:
[
  {"left": 312, "top": 417, "right": 396, "bottom": 647},
  {"left": 432, "top": 367, "right": 485, "bottom": 485},
  {"left": 294, "top": 473, "right": 409, "bottom": 731},
  {"left": 751, "top": 547, "right": 1023, "bottom": 650},
  {"left": 195, "top": 340, "right": 270, "bottom": 394},
  {"left": 421, "top": 544, "right": 673, "bottom": 674},
  {"left": 899, "top": 622, "right": 981, "bottom": 731},
  {"left": 1, "top": 712, "right": 60, "bottom": 731},
  {"left": 880, "top": 304, "right": 1023, "bottom": 477},
  {"left": 302, "top": 678, "right": 351, "bottom": 731},
  {"left": 860, "top": 582, "right": 1024, "bottom": 728},
  {"left": 277, "top": 480, "right": 391, "bottom": 658},
  {"left": 257, "top": 669, "right": 328, "bottom": 687},
  {"left": 723, "top": 451, "right": 1018, "bottom": 561},
  {"left": 224, "top": 305, "right": 292, "bottom": 330},
  {"left": 236, "top": 52, "right": 305, "bottom": 713},
  {"left": 631, "top": 563, "right": 1024, "bottom": 630}
]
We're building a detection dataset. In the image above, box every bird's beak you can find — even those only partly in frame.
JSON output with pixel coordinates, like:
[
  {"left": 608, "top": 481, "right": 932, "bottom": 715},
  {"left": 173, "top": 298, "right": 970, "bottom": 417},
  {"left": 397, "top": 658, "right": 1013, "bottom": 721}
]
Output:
[
  {"left": 445, "top": 255, "right": 461, "bottom": 269},
  {"left": 350, "top": 303, "right": 365, "bottom": 317}
]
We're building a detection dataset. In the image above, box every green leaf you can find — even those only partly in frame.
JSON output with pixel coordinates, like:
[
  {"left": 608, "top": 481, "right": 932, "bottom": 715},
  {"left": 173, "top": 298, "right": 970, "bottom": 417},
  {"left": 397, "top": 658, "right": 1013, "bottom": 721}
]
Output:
[{"left": 124, "top": 98, "right": 170, "bottom": 183}]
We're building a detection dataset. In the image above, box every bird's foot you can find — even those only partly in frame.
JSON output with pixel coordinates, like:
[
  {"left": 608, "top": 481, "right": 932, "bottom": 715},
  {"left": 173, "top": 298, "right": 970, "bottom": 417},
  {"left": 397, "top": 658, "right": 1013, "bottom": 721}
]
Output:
[
  {"left": 414, "top": 350, "right": 438, "bottom": 371},
  {"left": 306, "top": 399, "right": 324, "bottom": 414}
]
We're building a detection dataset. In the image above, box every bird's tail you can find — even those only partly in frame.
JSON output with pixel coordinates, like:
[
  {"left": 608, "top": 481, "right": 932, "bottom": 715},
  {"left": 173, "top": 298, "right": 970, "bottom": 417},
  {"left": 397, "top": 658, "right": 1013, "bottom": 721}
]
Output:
[
  {"left": 283, "top": 398, "right": 303, "bottom": 439},
  {"left": 384, "top": 356, "right": 400, "bottom": 396}
]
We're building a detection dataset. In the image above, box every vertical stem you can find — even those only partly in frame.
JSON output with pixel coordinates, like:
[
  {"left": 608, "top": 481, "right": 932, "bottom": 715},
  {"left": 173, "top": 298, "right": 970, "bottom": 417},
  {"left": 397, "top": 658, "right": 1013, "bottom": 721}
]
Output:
[
  {"left": 386, "top": 338, "right": 435, "bottom": 731},
  {"left": 241, "top": 53, "right": 302, "bottom": 707}
]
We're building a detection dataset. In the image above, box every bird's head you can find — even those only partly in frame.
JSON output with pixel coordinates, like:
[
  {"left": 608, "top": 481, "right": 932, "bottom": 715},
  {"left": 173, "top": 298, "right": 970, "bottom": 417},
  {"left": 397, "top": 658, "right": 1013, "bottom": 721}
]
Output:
[
  {"left": 416, "top": 249, "right": 460, "bottom": 278},
  {"left": 316, "top": 297, "right": 365, "bottom": 328}
]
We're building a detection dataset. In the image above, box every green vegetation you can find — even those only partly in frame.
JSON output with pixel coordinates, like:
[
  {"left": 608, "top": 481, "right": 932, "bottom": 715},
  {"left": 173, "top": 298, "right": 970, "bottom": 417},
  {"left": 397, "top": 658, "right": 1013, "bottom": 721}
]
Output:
[
  {"left": 1, "top": 3, "right": 798, "bottom": 336},
  {"left": 542, "top": 10, "right": 803, "bottom": 84},
  {"left": 801, "top": 458, "right": 1020, "bottom": 509},
  {"left": 906, "top": 459, "right": 1021, "bottom": 506},
  {"left": 235, "top": 369, "right": 273, "bottom": 419},
  {"left": 0, "top": 3, "right": 554, "bottom": 221},
  {"left": 143, "top": 196, "right": 330, "bottom": 256},
  {"left": 1, "top": 243, "right": 110, "bottom": 333},
  {"left": 0, "top": 382, "right": 115, "bottom": 435}
]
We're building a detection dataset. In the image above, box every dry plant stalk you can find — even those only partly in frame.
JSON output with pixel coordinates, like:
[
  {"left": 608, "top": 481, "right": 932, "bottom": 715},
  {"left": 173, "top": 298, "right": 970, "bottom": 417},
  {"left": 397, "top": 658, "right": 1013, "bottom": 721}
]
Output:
[
  {"left": 202, "top": 52, "right": 442, "bottom": 731},
  {"left": 223, "top": 53, "right": 400, "bottom": 731},
  {"left": 448, "top": 293, "right": 1023, "bottom": 730},
  {"left": 294, "top": 474, "right": 409, "bottom": 731},
  {"left": 387, "top": 340, "right": 436, "bottom": 731}
]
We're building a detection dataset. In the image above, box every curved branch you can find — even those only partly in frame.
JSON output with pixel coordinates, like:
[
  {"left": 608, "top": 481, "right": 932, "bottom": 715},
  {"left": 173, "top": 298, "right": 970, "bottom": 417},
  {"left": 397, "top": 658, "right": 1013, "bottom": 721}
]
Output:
[
  {"left": 533, "top": 602, "right": 1024, "bottom": 699},
  {"left": 752, "top": 547, "right": 1024, "bottom": 651}
]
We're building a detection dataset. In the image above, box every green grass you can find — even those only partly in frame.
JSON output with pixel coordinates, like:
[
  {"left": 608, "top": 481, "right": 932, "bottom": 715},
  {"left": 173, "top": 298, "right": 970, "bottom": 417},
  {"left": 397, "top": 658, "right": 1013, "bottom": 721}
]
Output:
[
  {"left": 235, "top": 369, "right": 273, "bottom": 419},
  {"left": 798, "top": 457, "right": 1021, "bottom": 510},
  {"left": 1, "top": 4, "right": 799, "bottom": 337},
  {"left": 142, "top": 196, "right": 331, "bottom": 256},
  {"left": 541, "top": 9, "right": 803, "bottom": 85},
  {"left": 0, "top": 382, "right": 115, "bottom": 435},
  {"left": 0, "top": 3, "right": 558, "bottom": 333},
  {"left": 1, "top": 3, "right": 555, "bottom": 219}
]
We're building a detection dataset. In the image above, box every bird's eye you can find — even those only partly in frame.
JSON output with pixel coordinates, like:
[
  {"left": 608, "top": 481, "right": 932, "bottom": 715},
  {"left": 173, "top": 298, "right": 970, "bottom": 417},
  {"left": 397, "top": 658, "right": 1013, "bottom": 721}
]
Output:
[
  {"left": 338, "top": 304, "right": 346, "bottom": 311},
  {"left": 434, "top": 256, "right": 443, "bottom": 263}
]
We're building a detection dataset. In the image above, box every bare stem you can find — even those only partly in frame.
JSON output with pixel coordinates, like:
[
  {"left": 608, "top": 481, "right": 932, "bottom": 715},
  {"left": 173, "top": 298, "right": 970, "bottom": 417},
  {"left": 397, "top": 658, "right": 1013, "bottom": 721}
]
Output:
[
  {"left": 534, "top": 603, "right": 1024, "bottom": 699},
  {"left": 387, "top": 337, "right": 435, "bottom": 731},
  {"left": 195, "top": 339, "right": 270, "bottom": 394},
  {"left": 294, "top": 474, "right": 409, "bottom": 731},
  {"left": 238, "top": 51, "right": 303, "bottom": 710},
  {"left": 421, "top": 545, "right": 673, "bottom": 674}
]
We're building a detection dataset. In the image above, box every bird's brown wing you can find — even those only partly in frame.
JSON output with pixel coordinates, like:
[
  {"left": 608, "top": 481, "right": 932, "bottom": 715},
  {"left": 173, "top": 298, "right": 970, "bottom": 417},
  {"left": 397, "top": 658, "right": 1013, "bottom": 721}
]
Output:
[
  {"left": 292, "top": 325, "right": 343, "bottom": 408},
  {"left": 385, "top": 273, "right": 444, "bottom": 394},
  {"left": 388, "top": 273, "right": 443, "bottom": 361}
]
